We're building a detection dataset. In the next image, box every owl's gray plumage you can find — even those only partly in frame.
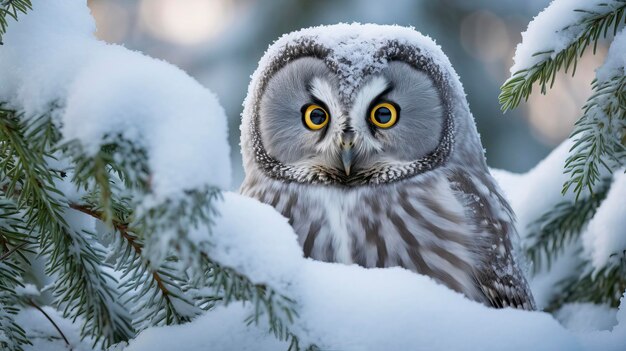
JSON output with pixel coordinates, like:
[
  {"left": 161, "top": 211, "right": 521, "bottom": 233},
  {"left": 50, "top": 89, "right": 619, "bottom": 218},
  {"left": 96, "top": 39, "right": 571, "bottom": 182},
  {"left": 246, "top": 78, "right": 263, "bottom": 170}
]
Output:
[{"left": 239, "top": 24, "right": 536, "bottom": 310}]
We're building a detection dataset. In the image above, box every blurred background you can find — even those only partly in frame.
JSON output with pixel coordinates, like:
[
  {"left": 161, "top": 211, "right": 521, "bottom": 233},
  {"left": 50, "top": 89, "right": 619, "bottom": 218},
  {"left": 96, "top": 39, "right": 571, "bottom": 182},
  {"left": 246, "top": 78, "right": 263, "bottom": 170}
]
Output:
[{"left": 87, "top": 0, "right": 606, "bottom": 188}]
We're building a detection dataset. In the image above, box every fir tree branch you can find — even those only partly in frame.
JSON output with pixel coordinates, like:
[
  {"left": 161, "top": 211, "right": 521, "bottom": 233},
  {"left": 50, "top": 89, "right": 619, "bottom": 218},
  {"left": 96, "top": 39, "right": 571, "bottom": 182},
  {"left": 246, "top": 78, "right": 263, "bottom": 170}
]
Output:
[
  {"left": 28, "top": 299, "right": 71, "bottom": 348},
  {"left": 0, "top": 294, "right": 30, "bottom": 351},
  {"left": 525, "top": 177, "right": 612, "bottom": 272},
  {"left": 500, "top": 2, "right": 626, "bottom": 111},
  {"left": 68, "top": 202, "right": 194, "bottom": 328},
  {"left": 0, "top": 0, "right": 32, "bottom": 45},
  {"left": 0, "top": 108, "right": 134, "bottom": 347},
  {"left": 73, "top": 197, "right": 310, "bottom": 349},
  {"left": 0, "top": 241, "right": 27, "bottom": 261},
  {"left": 0, "top": 202, "right": 30, "bottom": 351},
  {"left": 189, "top": 252, "right": 315, "bottom": 350},
  {"left": 562, "top": 75, "right": 626, "bottom": 198},
  {"left": 548, "top": 251, "right": 626, "bottom": 310}
]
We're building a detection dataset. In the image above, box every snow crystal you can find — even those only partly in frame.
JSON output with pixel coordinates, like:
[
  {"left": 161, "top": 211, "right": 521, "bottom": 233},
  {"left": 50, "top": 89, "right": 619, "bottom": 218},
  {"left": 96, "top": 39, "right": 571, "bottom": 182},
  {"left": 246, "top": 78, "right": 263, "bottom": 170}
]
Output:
[
  {"left": 596, "top": 27, "right": 626, "bottom": 82},
  {"left": 582, "top": 171, "right": 626, "bottom": 271},
  {"left": 510, "top": 0, "right": 623, "bottom": 73},
  {"left": 0, "top": 0, "right": 231, "bottom": 201}
]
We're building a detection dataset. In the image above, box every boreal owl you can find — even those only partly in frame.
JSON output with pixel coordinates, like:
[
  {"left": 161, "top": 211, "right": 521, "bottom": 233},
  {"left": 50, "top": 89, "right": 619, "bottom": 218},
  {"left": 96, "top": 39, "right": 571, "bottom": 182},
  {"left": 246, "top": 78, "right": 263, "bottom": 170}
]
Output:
[{"left": 239, "top": 24, "right": 535, "bottom": 310}]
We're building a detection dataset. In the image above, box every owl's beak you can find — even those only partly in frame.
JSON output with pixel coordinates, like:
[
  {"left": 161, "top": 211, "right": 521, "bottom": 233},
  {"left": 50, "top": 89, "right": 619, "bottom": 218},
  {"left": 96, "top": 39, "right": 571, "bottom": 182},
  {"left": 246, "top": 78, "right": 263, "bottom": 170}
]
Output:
[
  {"left": 340, "top": 134, "right": 354, "bottom": 176},
  {"left": 341, "top": 147, "right": 353, "bottom": 176}
]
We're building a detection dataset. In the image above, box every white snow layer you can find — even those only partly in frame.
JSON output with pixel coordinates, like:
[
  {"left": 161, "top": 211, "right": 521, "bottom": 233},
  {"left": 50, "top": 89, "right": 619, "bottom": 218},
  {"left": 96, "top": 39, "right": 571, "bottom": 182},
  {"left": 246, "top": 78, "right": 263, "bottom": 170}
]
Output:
[
  {"left": 510, "top": 0, "right": 623, "bottom": 73},
  {"left": 596, "top": 27, "right": 626, "bottom": 82},
  {"left": 123, "top": 191, "right": 626, "bottom": 351},
  {"left": 0, "top": 0, "right": 231, "bottom": 201},
  {"left": 582, "top": 171, "right": 626, "bottom": 271},
  {"left": 555, "top": 303, "right": 618, "bottom": 333}
]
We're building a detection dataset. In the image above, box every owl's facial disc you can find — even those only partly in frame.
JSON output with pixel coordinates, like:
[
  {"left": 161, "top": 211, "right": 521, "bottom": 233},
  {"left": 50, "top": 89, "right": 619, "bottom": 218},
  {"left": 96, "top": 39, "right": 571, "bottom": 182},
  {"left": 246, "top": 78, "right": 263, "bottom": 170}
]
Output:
[
  {"left": 258, "top": 57, "right": 345, "bottom": 174},
  {"left": 258, "top": 57, "right": 445, "bottom": 184},
  {"left": 344, "top": 62, "right": 445, "bottom": 177}
]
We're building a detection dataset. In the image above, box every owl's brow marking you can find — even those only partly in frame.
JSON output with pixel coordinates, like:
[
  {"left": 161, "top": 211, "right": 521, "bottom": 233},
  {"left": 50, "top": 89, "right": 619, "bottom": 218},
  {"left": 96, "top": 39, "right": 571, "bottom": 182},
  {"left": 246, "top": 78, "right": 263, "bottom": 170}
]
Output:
[
  {"left": 351, "top": 76, "right": 390, "bottom": 118},
  {"left": 308, "top": 77, "right": 335, "bottom": 106},
  {"left": 307, "top": 77, "right": 339, "bottom": 143}
]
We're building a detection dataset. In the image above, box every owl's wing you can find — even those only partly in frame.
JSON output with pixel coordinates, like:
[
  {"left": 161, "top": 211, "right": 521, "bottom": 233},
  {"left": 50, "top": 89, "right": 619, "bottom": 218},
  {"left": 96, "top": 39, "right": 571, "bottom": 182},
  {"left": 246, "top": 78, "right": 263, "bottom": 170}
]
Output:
[{"left": 449, "top": 170, "right": 536, "bottom": 311}]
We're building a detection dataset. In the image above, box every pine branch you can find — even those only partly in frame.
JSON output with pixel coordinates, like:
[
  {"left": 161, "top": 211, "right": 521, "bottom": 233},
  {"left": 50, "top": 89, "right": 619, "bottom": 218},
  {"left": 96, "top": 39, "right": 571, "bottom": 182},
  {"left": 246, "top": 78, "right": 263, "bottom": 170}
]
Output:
[
  {"left": 563, "top": 75, "right": 626, "bottom": 198},
  {"left": 525, "top": 177, "right": 612, "bottom": 272},
  {"left": 69, "top": 201, "right": 198, "bottom": 329},
  {"left": 27, "top": 299, "right": 70, "bottom": 348},
  {"left": 548, "top": 251, "right": 626, "bottom": 310},
  {"left": 0, "top": 0, "right": 32, "bottom": 45},
  {"left": 0, "top": 109, "right": 134, "bottom": 348},
  {"left": 0, "top": 294, "right": 29, "bottom": 351},
  {"left": 0, "top": 198, "right": 30, "bottom": 351},
  {"left": 499, "top": 2, "right": 626, "bottom": 111},
  {"left": 193, "top": 255, "right": 308, "bottom": 350},
  {"left": 135, "top": 186, "right": 222, "bottom": 267}
]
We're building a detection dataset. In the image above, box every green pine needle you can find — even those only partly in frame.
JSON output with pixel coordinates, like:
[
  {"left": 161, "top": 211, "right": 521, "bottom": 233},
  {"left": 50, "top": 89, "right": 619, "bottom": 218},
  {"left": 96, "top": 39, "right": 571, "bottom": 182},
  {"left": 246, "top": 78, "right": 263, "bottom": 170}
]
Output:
[
  {"left": 0, "top": 0, "right": 32, "bottom": 45},
  {"left": 499, "top": 2, "right": 626, "bottom": 112}
]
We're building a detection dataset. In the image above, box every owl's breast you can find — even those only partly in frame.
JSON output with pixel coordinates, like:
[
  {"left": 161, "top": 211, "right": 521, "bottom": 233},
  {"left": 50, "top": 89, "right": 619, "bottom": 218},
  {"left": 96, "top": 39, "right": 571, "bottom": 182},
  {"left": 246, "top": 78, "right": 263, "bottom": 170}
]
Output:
[{"left": 240, "top": 173, "right": 485, "bottom": 299}]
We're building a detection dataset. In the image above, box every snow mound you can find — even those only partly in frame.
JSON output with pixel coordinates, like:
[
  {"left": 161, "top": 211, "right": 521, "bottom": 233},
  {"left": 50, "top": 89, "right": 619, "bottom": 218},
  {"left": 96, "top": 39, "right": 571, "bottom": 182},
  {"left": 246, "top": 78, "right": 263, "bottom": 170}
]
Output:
[
  {"left": 0, "top": 0, "right": 231, "bottom": 200},
  {"left": 123, "top": 191, "right": 626, "bottom": 351},
  {"left": 555, "top": 303, "right": 618, "bottom": 333}
]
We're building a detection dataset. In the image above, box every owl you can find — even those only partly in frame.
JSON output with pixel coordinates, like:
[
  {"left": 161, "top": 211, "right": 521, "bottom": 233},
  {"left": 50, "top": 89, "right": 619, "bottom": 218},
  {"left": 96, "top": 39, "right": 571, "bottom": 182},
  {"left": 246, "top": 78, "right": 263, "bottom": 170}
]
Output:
[{"left": 239, "top": 24, "right": 536, "bottom": 310}]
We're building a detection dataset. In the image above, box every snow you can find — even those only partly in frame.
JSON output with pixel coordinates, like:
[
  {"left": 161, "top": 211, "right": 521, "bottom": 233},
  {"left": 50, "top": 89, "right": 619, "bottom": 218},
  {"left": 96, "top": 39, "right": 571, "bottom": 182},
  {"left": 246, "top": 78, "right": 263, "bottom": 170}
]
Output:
[
  {"left": 195, "top": 192, "right": 302, "bottom": 290},
  {"left": 16, "top": 306, "right": 95, "bottom": 351},
  {"left": 13, "top": 284, "right": 39, "bottom": 297},
  {"left": 124, "top": 191, "right": 626, "bottom": 351},
  {"left": 576, "top": 293, "right": 626, "bottom": 351},
  {"left": 0, "top": 0, "right": 231, "bottom": 202},
  {"left": 120, "top": 304, "right": 285, "bottom": 351},
  {"left": 596, "top": 27, "right": 626, "bottom": 82},
  {"left": 510, "top": 0, "right": 623, "bottom": 73},
  {"left": 555, "top": 303, "right": 618, "bottom": 332},
  {"left": 582, "top": 171, "right": 626, "bottom": 271}
]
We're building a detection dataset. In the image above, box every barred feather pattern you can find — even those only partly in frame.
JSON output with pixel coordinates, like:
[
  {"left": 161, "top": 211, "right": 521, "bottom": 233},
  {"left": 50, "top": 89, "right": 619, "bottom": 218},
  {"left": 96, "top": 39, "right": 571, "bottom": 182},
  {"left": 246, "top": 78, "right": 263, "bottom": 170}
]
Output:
[{"left": 241, "top": 167, "right": 536, "bottom": 310}]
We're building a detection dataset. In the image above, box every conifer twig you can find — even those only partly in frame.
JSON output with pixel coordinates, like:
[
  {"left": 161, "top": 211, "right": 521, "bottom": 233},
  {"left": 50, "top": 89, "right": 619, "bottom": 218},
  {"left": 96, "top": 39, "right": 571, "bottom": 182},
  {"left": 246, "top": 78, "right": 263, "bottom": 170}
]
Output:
[
  {"left": 28, "top": 299, "right": 71, "bottom": 349},
  {"left": 68, "top": 203, "right": 173, "bottom": 299},
  {"left": 0, "top": 241, "right": 27, "bottom": 261}
]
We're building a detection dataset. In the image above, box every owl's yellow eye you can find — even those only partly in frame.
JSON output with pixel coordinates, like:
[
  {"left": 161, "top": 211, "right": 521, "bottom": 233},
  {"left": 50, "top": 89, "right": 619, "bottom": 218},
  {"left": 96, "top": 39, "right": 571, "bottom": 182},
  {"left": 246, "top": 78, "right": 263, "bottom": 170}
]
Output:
[
  {"left": 303, "top": 104, "right": 329, "bottom": 130},
  {"left": 370, "top": 102, "right": 397, "bottom": 128}
]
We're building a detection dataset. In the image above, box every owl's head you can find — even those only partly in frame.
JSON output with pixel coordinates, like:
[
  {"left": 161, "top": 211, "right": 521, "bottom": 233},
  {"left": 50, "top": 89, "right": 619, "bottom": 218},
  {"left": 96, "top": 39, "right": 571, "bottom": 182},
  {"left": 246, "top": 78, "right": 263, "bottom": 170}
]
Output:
[{"left": 241, "top": 24, "right": 486, "bottom": 186}]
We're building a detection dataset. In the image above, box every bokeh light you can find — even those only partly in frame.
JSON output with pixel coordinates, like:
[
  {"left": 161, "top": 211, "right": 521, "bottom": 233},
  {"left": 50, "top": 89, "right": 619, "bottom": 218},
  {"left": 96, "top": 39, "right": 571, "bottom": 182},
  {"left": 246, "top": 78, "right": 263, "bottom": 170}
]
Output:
[{"left": 138, "top": 0, "right": 237, "bottom": 45}]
